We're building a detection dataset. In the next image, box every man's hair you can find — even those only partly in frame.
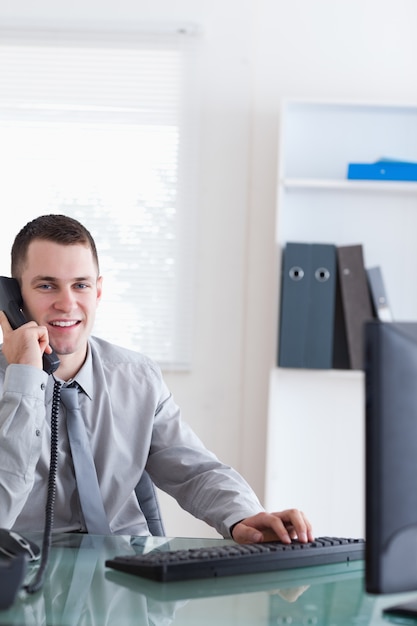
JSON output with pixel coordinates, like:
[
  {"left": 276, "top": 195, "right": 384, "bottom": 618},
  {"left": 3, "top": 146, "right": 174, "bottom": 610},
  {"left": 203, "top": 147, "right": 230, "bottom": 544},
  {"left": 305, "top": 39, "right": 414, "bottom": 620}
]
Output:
[{"left": 11, "top": 214, "right": 99, "bottom": 280}]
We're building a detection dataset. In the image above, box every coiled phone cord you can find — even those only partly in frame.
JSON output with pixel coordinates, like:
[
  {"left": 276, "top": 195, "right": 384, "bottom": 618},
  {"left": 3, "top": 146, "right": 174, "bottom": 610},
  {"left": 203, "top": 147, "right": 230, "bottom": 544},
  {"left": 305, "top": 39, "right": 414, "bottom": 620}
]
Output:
[{"left": 25, "top": 377, "right": 62, "bottom": 594}]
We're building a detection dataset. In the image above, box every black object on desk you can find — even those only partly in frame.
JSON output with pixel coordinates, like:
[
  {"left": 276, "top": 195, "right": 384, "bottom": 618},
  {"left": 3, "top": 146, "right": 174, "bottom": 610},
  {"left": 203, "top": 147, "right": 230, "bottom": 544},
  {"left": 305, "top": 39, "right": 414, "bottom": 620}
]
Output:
[
  {"left": 0, "top": 556, "right": 27, "bottom": 610},
  {"left": 106, "top": 536, "right": 365, "bottom": 582}
]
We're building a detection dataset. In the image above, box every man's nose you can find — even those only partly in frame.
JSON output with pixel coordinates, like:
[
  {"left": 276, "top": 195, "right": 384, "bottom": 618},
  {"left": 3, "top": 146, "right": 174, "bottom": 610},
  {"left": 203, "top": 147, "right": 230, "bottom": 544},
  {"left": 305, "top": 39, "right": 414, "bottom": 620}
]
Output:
[{"left": 54, "top": 288, "right": 76, "bottom": 311}]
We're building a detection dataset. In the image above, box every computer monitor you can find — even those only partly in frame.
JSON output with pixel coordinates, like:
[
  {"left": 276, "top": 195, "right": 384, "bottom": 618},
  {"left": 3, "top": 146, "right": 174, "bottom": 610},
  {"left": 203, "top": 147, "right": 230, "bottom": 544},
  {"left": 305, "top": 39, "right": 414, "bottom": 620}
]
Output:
[{"left": 365, "top": 320, "right": 417, "bottom": 618}]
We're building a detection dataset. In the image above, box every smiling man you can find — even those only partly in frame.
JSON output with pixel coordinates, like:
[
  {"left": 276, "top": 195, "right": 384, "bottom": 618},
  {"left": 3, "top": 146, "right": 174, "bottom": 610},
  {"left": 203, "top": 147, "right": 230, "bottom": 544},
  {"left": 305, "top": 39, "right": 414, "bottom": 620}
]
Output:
[
  {"left": 0, "top": 214, "right": 313, "bottom": 544},
  {"left": 13, "top": 238, "right": 102, "bottom": 378}
]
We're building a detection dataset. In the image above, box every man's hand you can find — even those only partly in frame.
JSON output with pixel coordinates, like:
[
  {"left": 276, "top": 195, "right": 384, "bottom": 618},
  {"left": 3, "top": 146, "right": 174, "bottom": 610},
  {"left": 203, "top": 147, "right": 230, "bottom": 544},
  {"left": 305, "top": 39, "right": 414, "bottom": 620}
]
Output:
[
  {"left": 231, "top": 509, "right": 314, "bottom": 544},
  {"left": 0, "top": 310, "right": 51, "bottom": 370}
]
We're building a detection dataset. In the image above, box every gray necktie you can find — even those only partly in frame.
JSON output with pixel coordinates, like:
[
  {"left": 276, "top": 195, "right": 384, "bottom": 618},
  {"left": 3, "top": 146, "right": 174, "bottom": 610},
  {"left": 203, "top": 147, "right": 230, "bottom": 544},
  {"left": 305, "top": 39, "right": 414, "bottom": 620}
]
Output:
[{"left": 61, "top": 386, "right": 111, "bottom": 535}]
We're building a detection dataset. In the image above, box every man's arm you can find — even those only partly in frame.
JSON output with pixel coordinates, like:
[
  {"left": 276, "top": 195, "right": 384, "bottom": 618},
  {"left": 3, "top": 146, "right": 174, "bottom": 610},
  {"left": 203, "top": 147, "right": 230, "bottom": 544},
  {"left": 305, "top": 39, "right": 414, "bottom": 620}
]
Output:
[
  {"left": 146, "top": 372, "right": 314, "bottom": 541},
  {"left": 0, "top": 363, "right": 48, "bottom": 528}
]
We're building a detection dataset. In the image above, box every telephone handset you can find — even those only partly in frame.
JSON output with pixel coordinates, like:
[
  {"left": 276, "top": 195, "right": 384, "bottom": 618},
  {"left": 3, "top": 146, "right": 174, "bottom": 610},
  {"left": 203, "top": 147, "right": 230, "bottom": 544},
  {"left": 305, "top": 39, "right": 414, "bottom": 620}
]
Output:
[
  {"left": 0, "top": 276, "right": 60, "bottom": 375},
  {"left": 0, "top": 275, "right": 61, "bottom": 598}
]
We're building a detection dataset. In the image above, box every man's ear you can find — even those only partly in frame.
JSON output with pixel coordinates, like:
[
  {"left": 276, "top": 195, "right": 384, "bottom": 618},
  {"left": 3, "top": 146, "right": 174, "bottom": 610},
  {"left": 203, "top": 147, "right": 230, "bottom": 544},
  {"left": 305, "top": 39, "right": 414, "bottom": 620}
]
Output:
[{"left": 96, "top": 275, "right": 103, "bottom": 305}]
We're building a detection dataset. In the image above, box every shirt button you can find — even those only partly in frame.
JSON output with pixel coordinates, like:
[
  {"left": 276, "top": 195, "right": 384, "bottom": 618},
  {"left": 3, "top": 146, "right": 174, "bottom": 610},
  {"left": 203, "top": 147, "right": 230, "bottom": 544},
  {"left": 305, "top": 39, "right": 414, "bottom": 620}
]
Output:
[
  {"left": 40, "top": 383, "right": 46, "bottom": 391},
  {"left": 35, "top": 429, "right": 41, "bottom": 437}
]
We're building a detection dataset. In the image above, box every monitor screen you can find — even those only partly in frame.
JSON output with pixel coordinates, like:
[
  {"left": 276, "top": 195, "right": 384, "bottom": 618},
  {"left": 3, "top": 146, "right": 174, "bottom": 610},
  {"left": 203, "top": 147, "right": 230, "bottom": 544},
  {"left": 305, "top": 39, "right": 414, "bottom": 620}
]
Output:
[{"left": 365, "top": 321, "right": 417, "bottom": 617}]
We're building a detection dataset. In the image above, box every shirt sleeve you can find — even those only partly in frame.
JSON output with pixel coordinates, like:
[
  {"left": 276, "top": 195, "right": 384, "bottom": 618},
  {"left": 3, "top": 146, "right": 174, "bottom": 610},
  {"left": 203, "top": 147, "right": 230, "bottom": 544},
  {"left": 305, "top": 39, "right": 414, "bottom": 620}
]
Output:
[
  {"left": 146, "top": 371, "right": 265, "bottom": 539},
  {"left": 0, "top": 364, "right": 48, "bottom": 528}
]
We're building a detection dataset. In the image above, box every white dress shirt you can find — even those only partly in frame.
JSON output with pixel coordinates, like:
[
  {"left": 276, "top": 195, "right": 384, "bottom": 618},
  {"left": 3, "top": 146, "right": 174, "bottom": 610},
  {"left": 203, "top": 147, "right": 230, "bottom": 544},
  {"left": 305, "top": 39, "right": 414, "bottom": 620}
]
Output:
[{"left": 0, "top": 336, "right": 264, "bottom": 536}]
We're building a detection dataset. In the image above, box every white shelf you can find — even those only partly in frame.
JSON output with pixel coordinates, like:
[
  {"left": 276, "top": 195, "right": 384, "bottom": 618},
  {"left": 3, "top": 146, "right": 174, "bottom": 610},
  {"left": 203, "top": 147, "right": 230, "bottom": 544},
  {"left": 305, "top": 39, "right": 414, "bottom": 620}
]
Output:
[
  {"left": 276, "top": 366, "right": 363, "bottom": 380},
  {"left": 281, "top": 177, "right": 417, "bottom": 194}
]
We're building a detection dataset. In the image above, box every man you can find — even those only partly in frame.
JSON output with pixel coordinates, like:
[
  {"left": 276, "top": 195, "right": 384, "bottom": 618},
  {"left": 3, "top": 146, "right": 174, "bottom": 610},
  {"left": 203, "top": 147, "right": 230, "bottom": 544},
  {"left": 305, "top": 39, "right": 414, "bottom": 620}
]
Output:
[{"left": 0, "top": 214, "right": 313, "bottom": 544}]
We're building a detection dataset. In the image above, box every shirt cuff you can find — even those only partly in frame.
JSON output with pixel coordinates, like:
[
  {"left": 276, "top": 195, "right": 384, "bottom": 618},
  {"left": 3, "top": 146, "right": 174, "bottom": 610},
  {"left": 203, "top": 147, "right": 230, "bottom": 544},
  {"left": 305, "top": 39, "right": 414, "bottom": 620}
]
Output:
[
  {"left": 4, "top": 364, "right": 48, "bottom": 399},
  {"left": 229, "top": 519, "right": 243, "bottom": 539}
]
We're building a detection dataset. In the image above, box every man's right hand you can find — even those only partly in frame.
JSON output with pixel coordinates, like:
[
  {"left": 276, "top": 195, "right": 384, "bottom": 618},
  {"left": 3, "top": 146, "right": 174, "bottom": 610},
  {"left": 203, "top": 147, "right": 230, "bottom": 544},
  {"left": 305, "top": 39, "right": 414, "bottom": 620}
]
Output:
[{"left": 0, "top": 310, "right": 51, "bottom": 370}]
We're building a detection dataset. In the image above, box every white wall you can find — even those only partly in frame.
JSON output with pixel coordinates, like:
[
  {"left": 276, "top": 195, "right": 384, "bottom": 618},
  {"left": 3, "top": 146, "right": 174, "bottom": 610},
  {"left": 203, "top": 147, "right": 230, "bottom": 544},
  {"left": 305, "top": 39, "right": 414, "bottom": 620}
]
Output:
[{"left": 1, "top": 0, "right": 417, "bottom": 538}]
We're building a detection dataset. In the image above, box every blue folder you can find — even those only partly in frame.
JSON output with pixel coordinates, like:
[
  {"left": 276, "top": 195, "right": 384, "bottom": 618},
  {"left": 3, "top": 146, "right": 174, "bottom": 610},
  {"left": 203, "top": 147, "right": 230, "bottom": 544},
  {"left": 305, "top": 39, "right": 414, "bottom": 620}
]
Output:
[{"left": 347, "top": 158, "right": 417, "bottom": 181}]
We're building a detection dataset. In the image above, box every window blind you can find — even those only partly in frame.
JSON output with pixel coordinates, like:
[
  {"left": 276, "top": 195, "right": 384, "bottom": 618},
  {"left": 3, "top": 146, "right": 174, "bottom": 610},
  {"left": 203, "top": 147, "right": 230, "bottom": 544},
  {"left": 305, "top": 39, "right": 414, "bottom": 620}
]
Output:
[{"left": 0, "top": 25, "right": 200, "bottom": 369}]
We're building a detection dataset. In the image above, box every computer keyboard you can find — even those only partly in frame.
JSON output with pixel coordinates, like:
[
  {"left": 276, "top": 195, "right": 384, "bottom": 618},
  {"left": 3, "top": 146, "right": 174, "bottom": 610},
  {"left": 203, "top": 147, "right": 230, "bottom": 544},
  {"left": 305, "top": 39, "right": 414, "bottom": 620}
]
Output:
[{"left": 105, "top": 536, "right": 365, "bottom": 582}]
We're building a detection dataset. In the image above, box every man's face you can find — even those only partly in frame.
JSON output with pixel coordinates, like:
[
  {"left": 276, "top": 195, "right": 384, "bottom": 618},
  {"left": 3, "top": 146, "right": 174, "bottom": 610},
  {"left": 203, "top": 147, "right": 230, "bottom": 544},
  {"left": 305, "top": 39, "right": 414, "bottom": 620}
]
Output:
[{"left": 19, "top": 239, "right": 102, "bottom": 364}]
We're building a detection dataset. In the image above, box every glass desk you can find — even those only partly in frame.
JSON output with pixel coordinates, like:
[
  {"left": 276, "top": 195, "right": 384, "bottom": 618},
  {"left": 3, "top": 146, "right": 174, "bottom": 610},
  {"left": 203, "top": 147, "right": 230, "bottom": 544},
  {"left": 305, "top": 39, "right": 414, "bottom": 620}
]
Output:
[{"left": 0, "top": 533, "right": 416, "bottom": 625}]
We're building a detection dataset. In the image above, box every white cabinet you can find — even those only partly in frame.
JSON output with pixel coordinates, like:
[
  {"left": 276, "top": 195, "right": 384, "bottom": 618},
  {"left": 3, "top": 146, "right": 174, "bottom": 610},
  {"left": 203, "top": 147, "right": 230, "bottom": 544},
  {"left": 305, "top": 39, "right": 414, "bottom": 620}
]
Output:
[{"left": 265, "top": 100, "right": 417, "bottom": 538}]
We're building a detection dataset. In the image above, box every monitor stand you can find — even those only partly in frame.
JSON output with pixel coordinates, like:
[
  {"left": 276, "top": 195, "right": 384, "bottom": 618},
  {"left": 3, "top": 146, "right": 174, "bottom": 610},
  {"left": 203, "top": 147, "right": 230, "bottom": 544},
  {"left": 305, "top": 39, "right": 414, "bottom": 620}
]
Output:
[{"left": 384, "top": 598, "right": 417, "bottom": 622}]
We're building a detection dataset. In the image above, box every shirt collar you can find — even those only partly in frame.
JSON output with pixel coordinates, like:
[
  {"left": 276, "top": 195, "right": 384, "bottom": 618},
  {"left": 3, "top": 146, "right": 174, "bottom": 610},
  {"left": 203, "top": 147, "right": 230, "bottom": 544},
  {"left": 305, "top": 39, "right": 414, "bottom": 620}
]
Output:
[{"left": 52, "top": 342, "right": 94, "bottom": 400}]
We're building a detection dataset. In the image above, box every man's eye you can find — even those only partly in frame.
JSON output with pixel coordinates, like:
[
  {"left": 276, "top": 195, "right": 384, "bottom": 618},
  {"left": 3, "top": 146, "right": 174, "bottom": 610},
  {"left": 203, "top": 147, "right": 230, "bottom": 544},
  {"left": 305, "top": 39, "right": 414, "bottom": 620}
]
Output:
[
  {"left": 75, "top": 283, "right": 89, "bottom": 289},
  {"left": 38, "top": 284, "right": 53, "bottom": 290}
]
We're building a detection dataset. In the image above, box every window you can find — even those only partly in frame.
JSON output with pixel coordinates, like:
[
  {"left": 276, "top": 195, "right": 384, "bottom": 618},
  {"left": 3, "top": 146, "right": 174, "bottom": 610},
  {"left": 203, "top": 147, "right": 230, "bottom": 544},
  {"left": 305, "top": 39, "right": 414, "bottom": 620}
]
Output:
[{"left": 0, "top": 25, "right": 200, "bottom": 369}]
